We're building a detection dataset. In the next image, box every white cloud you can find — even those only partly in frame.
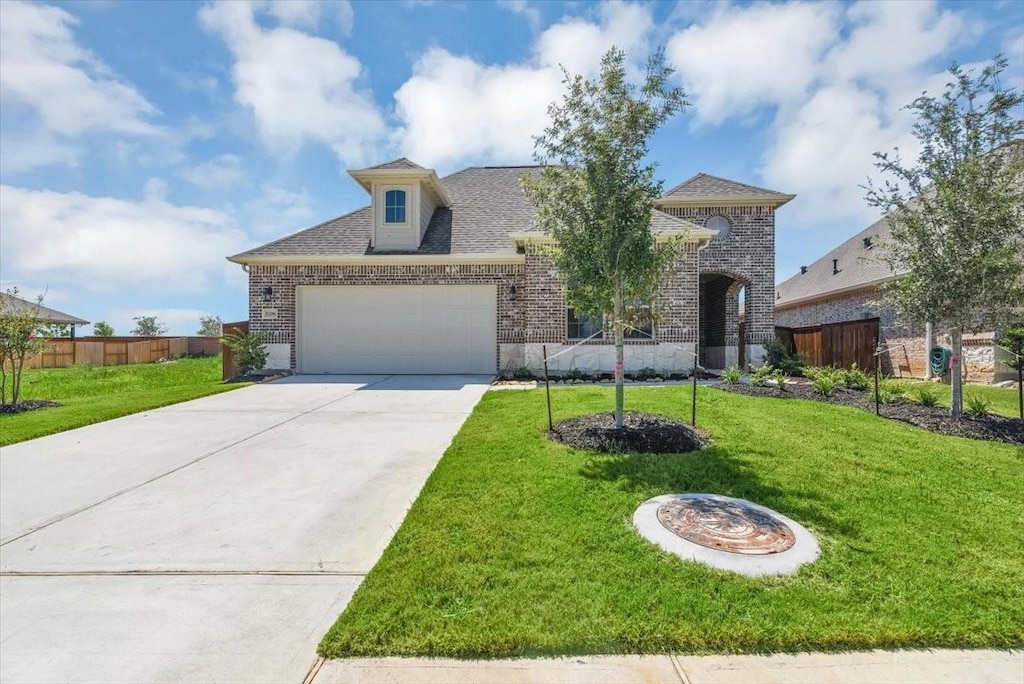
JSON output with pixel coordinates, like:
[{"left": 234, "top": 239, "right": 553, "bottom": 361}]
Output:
[
  {"left": 182, "top": 154, "right": 246, "bottom": 188},
  {"left": 0, "top": 184, "right": 251, "bottom": 295},
  {"left": 393, "top": 2, "right": 654, "bottom": 168},
  {"left": 0, "top": 0, "right": 157, "bottom": 138},
  {"left": 199, "top": 0, "right": 384, "bottom": 164},
  {"left": 497, "top": 0, "right": 541, "bottom": 33},
  {"left": 667, "top": 2, "right": 840, "bottom": 125},
  {"left": 268, "top": 0, "right": 353, "bottom": 34}
]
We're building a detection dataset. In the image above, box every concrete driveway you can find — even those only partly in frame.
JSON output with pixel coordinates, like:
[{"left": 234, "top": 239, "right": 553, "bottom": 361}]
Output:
[{"left": 0, "top": 375, "right": 490, "bottom": 683}]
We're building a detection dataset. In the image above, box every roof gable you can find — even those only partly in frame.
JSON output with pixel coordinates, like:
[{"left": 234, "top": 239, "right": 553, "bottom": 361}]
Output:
[
  {"left": 0, "top": 293, "right": 90, "bottom": 325},
  {"left": 356, "top": 157, "right": 424, "bottom": 171},
  {"left": 660, "top": 173, "right": 794, "bottom": 207}
]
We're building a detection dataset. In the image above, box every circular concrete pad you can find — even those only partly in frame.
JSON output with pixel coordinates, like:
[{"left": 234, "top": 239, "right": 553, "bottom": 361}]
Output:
[{"left": 633, "top": 494, "right": 819, "bottom": 576}]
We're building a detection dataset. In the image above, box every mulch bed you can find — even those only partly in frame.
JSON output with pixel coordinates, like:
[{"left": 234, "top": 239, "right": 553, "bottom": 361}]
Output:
[
  {"left": 719, "top": 382, "right": 1024, "bottom": 445},
  {"left": 549, "top": 411, "right": 712, "bottom": 454},
  {"left": 224, "top": 371, "right": 292, "bottom": 384},
  {"left": 0, "top": 400, "right": 61, "bottom": 415}
]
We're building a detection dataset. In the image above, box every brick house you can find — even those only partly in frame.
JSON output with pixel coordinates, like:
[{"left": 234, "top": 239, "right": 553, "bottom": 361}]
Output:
[
  {"left": 774, "top": 217, "right": 1015, "bottom": 383},
  {"left": 228, "top": 159, "right": 793, "bottom": 375}
]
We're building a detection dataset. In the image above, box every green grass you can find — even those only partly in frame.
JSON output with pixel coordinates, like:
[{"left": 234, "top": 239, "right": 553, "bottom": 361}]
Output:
[
  {"left": 320, "top": 386, "right": 1024, "bottom": 658},
  {"left": 0, "top": 357, "right": 247, "bottom": 446},
  {"left": 903, "top": 381, "right": 1022, "bottom": 418}
]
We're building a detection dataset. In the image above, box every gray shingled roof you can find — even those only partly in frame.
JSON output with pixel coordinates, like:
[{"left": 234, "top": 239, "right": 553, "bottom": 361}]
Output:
[
  {"left": 231, "top": 166, "right": 714, "bottom": 260},
  {"left": 0, "top": 293, "right": 90, "bottom": 325},
  {"left": 358, "top": 157, "right": 424, "bottom": 171},
  {"left": 775, "top": 216, "right": 899, "bottom": 308},
  {"left": 663, "top": 173, "right": 791, "bottom": 200}
]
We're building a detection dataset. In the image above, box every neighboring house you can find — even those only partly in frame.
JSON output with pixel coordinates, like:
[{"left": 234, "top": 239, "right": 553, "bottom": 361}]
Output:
[
  {"left": 0, "top": 293, "right": 90, "bottom": 335},
  {"left": 228, "top": 159, "right": 793, "bottom": 375},
  {"left": 774, "top": 218, "right": 1015, "bottom": 383}
]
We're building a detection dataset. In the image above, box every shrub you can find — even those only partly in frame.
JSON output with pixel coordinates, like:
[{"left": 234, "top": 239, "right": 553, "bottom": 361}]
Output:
[
  {"left": 913, "top": 385, "right": 941, "bottom": 407},
  {"left": 722, "top": 366, "right": 742, "bottom": 384},
  {"left": 773, "top": 370, "right": 789, "bottom": 391},
  {"left": 870, "top": 378, "right": 909, "bottom": 404},
  {"left": 965, "top": 393, "right": 991, "bottom": 417},
  {"left": 843, "top": 364, "right": 871, "bottom": 390},
  {"left": 220, "top": 330, "right": 268, "bottom": 376},
  {"left": 813, "top": 374, "right": 838, "bottom": 397},
  {"left": 513, "top": 367, "right": 535, "bottom": 380},
  {"left": 765, "top": 338, "right": 804, "bottom": 376},
  {"left": 634, "top": 367, "right": 659, "bottom": 381},
  {"left": 750, "top": 363, "right": 774, "bottom": 387}
]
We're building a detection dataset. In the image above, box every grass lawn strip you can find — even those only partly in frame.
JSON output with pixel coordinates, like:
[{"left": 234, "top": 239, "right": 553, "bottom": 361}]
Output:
[
  {"left": 320, "top": 386, "right": 1024, "bottom": 658},
  {"left": 902, "top": 380, "right": 1022, "bottom": 419},
  {"left": 0, "top": 357, "right": 247, "bottom": 446}
]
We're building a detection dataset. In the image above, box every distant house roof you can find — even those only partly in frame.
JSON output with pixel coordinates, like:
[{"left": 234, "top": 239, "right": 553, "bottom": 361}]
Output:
[
  {"left": 229, "top": 165, "right": 713, "bottom": 263},
  {"left": 775, "top": 216, "right": 899, "bottom": 309},
  {"left": 0, "top": 293, "right": 90, "bottom": 325},
  {"left": 660, "top": 173, "right": 795, "bottom": 207}
]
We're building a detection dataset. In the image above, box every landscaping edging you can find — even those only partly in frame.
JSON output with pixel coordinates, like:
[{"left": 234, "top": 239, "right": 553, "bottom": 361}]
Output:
[{"left": 718, "top": 382, "right": 1024, "bottom": 445}]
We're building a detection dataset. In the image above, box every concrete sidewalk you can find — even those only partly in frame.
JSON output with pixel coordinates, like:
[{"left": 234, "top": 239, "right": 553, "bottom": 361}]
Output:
[{"left": 312, "top": 649, "right": 1023, "bottom": 683}]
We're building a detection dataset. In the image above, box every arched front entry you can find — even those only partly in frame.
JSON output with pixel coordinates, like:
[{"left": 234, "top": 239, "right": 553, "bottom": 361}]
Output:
[{"left": 699, "top": 272, "right": 750, "bottom": 369}]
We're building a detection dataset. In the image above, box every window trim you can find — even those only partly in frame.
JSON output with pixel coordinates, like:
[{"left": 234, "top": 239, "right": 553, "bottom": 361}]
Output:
[
  {"left": 383, "top": 188, "right": 408, "bottom": 225},
  {"left": 705, "top": 215, "right": 731, "bottom": 239}
]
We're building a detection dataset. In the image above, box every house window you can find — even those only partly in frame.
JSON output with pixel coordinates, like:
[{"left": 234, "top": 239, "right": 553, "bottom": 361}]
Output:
[
  {"left": 624, "top": 314, "right": 654, "bottom": 340},
  {"left": 569, "top": 309, "right": 655, "bottom": 339},
  {"left": 706, "top": 215, "right": 730, "bottom": 239},
  {"left": 384, "top": 189, "right": 407, "bottom": 224}
]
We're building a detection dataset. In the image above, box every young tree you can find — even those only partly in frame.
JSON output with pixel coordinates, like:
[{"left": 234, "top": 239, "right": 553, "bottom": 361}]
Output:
[
  {"left": 999, "top": 323, "right": 1024, "bottom": 420},
  {"left": 131, "top": 315, "right": 168, "bottom": 336},
  {"left": 0, "top": 289, "right": 56, "bottom": 406},
  {"left": 197, "top": 314, "right": 223, "bottom": 337},
  {"left": 522, "top": 47, "right": 688, "bottom": 428},
  {"left": 865, "top": 56, "right": 1024, "bottom": 419},
  {"left": 93, "top": 321, "right": 115, "bottom": 337}
]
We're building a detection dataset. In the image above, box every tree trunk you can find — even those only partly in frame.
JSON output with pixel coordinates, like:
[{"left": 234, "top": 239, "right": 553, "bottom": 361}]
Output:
[
  {"left": 950, "top": 327, "right": 963, "bottom": 420},
  {"left": 614, "top": 282, "right": 624, "bottom": 429}
]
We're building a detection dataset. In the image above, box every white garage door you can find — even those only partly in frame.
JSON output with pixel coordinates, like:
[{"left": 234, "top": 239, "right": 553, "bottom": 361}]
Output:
[{"left": 297, "top": 285, "right": 497, "bottom": 374}]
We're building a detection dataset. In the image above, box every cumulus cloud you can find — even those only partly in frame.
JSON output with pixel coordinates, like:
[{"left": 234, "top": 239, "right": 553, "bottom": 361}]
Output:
[
  {"left": 667, "top": 2, "right": 840, "bottom": 125},
  {"left": 199, "top": 0, "right": 384, "bottom": 164},
  {"left": 497, "top": 0, "right": 541, "bottom": 33},
  {"left": 0, "top": 0, "right": 158, "bottom": 173},
  {"left": 0, "top": 184, "right": 251, "bottom": 295},
  {"left": 393, "top": 1, "right": 653, "bottom": 168},
  {"left": 182, "top": 154, "right": 246, "bottom": 188}
]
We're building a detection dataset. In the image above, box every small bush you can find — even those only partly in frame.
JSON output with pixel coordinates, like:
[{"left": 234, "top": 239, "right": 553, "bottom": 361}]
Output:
[
  {"left": 843, "top": 364, "right": 870, "bottom": 390},
  {"left": 722, "top": 366, "right": 742, "bottom": 384},
  {"left": 512, "top": 367, "right": 534, "bottom": 380},
  {"left": 220, "top": 330, "right": 268, "bottom": 376},
  {"left": 913, "top": 385, "right": 941, "bottom": 407},
  {"left": 750, "top": 363, "right": 774, "bottom": 387},
  {"left": 565, "top": 367, "right": 583, "bottom": 381},
  {"left": 634, "top": 367, "right": 659, "bottom": 381},
  {"left": 765, "top": 338, "right": 804, "bottom": 376},
  {"left": 813, "top": 374, "right": 838, "bottom": 397},
  {"left": 870, "top": 378, "right": 908, "bottom": 404},
  {"left": 773, "top": 370, "right": 789, "bottom": 391},
  {"left": 965, "top": 393, "right": 991, "bottom": 417}
]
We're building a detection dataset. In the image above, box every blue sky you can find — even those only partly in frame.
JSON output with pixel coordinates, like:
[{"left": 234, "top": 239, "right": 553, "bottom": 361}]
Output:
[{"left": 1, "top": 0, "right": 1021, "bottom": 335}]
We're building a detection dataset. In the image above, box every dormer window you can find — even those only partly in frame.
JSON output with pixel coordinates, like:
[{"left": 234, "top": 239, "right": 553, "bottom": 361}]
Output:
[{"left": 384, "top": 189, "right": 407, "bottom": 224}]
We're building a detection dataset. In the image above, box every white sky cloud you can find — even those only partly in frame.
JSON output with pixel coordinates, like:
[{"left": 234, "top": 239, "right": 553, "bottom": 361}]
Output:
[
  {"left": 393, "top": 1, "right": 654, "bottom": 169},
  {"left": 497, "top": 0, "right": 541, "bottom": 33},
  {"left": 0, "top": 0, "right": 159, "bottom": 173},
  {"left": 182, "top": 154, "right": 246, "bottom": 188},
  {"left": 199, "top": 0, "right": 384, "bottom": 165},
  {"left": 0, "top": 184, "right": 251, "bottom": 295}
]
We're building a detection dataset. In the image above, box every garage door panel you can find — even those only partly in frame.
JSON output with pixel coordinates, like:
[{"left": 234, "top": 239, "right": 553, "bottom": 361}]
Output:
[{"left": 298, "top": 285, "right": 496, "bottom": 374}]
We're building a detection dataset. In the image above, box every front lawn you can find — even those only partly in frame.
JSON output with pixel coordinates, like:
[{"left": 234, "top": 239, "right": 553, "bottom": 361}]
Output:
[
  {"left": 320, "top": 386, "right": 1024, "bottom": 658},
  {"left": 0, "top": 357, "right": 246, "bottom": 446}
]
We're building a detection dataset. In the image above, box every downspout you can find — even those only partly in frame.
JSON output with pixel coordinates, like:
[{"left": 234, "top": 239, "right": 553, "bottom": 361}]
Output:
[{"left": 924, "top": 321, "right": 933, "bottom": 380}]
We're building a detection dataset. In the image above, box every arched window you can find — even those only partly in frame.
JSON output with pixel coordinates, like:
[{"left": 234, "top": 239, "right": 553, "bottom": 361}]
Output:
[
  {"left": 706, "top": 215, "right": 730, "bottom": 239},
  {"left": 384, "top": 189, "right": 407, "bottom": 224}
]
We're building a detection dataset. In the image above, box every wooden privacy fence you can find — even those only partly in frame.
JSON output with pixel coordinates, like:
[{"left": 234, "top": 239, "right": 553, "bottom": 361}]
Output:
[
  {"left": 776, "top": 318, "right": 879, "bottom": 371},
  {"left": 24, "top": 337, "right": 216, "bottom": 369}
]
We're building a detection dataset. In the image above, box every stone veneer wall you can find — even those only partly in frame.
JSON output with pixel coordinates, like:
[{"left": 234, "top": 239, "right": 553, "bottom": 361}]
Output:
[{"left": 776, "top": 288, "right": 1007, "bottom": 382}]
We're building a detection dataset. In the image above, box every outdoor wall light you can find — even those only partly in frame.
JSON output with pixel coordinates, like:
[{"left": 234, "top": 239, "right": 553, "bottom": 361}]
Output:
[{"left": 262, "top": 286, "right": 273, "bottom": 302}]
